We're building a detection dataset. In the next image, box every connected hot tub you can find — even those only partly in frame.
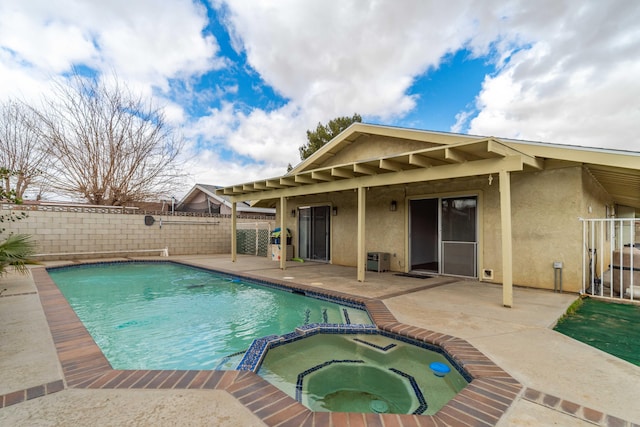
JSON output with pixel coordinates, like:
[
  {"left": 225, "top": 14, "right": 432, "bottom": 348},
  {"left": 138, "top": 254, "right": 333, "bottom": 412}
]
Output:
[{"left": 240, "top": 325, "right": 471, "bottom": 415}]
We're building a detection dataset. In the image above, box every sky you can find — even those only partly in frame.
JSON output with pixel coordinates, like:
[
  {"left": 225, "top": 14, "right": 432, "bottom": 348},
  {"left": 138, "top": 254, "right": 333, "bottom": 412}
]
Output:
[{"left": 1, "top": 0, "right": 639, "bottom": 197}]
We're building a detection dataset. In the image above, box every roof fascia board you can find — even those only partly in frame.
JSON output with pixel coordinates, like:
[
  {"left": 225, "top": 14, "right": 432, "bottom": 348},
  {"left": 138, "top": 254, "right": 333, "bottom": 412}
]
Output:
[
  {"left": 226, "top": 155, "right": 524, "bottom": 202},
  {"left": 502, "top": 141, "right": 640, "bottom": 170},
  {"left": 289, "top": 123, "right": 481, "bottom": 175},
  {"left": 289, "top": 122, "right": 365, "bottom": 174},
  {"left": 218, "top": 139, "right": 534, "bottom": 198},
  {"left": 178, "top": 184, "right": 230, "bottom": 208},
  {"left": 347, "top": 123, "right": 479, "bottom": 144},
  {"left": 176, "top": 186, "right": 200, "bottom": 207}
]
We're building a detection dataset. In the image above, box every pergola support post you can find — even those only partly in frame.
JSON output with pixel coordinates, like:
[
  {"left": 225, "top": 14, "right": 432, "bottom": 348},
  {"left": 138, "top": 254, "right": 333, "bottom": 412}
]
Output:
[
  {"left": 231, "top": 201, "right": 237, "bottom": 262},
  {"left": 357, "top": 187, "right": 366, "bottom": 282},
  {"left": 499, "top": 170, "right": 513, "bottom": 307},
  {"left": 280, "top": 196, "right": 287, "bottom": 270}
]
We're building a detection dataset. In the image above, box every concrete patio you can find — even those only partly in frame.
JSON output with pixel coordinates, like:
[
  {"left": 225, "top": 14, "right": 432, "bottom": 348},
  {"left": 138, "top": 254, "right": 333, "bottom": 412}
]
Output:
[{"left": 1, "top": 254, "right": 639, "bottom": 426}]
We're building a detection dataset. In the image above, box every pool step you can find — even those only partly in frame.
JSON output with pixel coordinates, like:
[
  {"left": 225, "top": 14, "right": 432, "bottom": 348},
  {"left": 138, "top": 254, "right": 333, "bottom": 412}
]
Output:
[
  {"left": 352, "top": 337, "right": 398, "bottom": 353},
  {"left": 304, "top": 308, "right": 330, "bottom": 325}
]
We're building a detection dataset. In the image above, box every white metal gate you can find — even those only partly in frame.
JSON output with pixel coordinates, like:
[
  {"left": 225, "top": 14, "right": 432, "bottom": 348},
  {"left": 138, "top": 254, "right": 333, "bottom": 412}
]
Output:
[{"left": 581, "top": 218, "right": 638, "bottom": 301}]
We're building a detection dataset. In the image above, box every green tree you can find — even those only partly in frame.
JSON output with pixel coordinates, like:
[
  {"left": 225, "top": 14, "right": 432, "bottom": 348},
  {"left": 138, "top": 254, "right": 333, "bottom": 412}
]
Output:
[
  {"left": 0, "top": 167, "right": 27, "bottom": 234},
  {"left": 298, "top": 114, "right": 362, "bottom": 161},
  {"left": 0, "top": 234, "right": 37, "bottom": 276}
]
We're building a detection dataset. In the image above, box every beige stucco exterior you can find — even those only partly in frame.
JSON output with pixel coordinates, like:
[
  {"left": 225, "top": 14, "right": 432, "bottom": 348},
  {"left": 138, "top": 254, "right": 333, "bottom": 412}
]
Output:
[
  {"left": 218, "top": 124, "right": 640, "bottom": 299},
  {"left": 276, "top": 164, "right": 612, "bottom": 293}
]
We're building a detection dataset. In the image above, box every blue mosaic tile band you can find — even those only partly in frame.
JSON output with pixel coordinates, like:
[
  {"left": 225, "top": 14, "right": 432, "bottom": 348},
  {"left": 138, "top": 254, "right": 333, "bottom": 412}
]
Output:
[
  {"left": 389, "top": 368, "right": 428, "bottom": 414},
  {"left": 294, "top": 323, "right": 378, "bottom": 339},
  {"left": 239, "top": 324, "right": 379, "bottom": 371},
  {"left": 46, "top": 259, "right": 171, "bottom": 272},
  {"left": 353, "top": 338, "right": 397, "bottom": 352},
  {"left": 236, "top": 334, "right": 281, "bottom": 371},
  {"left": 295, "top": 359, "right": 365, "bottom": 402},
  {"left": 343, "top": 308, "right": 351, "bottom": 324}
]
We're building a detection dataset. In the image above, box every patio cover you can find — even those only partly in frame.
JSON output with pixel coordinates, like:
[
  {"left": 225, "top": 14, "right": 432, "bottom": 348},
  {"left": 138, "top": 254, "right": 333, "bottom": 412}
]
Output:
[
  {"left": 217, "top": 124, "right": 640, "bottom": 307},
  {"left": 218, "top": 136, "right": 544, "bottom": 307}
]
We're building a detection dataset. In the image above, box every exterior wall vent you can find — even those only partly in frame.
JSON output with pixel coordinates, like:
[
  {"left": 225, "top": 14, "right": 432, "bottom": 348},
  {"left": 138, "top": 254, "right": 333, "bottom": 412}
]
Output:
[{"left": 482, "top": 269, "right": 494, "bottom": 280}]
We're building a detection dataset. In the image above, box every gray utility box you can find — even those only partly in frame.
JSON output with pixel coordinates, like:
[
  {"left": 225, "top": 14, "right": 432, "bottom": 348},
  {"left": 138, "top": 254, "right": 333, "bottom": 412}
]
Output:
[{"left": 367, "top": 252, "right": 390, "bottom": 272}]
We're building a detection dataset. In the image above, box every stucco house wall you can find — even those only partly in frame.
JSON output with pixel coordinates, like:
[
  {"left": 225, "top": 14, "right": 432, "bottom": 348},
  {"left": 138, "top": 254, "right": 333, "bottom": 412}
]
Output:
[
  {"left": 279, "top": 159, "right": 612, "bottom": 293},
  {"left": 508, "top": 166, "right": 582, "bottom": 290}
]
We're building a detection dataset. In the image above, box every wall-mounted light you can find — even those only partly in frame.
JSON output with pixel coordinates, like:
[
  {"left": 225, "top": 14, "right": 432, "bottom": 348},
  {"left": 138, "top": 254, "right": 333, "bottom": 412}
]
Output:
[
  {"left": 291, "top": 209, "right": 296, "bottom": 217},
  {"left": 332, "top": 206, "right": 338, "bottom": 216},
  {"left": 390, "top": 200, "right": 397, "bottom": 212}
]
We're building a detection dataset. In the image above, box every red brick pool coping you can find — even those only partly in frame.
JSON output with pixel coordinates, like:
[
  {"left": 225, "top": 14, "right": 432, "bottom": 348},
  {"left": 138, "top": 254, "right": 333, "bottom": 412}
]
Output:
[{"left": 2, "top": 263, "right": 634, "bottom": 426}]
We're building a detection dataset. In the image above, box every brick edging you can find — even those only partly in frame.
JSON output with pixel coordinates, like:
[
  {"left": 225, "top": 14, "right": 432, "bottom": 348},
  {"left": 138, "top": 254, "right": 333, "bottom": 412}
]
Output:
[
  {"left": 523, "top": 388, "right": 637, "bottom": 427},
  {"left": 19, "top": 260, "right": 634, "bottom": 427},
  {"left": 1, "top": 380, "right": 64, "bottom": 408}
]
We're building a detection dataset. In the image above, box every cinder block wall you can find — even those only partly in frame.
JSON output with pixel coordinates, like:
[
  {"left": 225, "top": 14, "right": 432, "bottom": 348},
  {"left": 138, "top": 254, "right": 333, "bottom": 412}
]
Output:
[{"left": 1, "top": 205, "right": 274, "bottom": 260}]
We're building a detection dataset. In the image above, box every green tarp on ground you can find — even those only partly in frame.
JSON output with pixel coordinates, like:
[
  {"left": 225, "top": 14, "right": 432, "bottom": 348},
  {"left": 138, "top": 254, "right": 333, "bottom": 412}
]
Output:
[{"left": 554, "top": 298, "right": 640, "bottom": 366}]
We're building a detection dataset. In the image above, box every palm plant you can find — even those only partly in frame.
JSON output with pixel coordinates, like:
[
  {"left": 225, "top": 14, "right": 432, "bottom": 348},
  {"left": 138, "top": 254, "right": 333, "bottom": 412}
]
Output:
[{"left": 0, "top": 234, "right": 37, "bottom": 276}]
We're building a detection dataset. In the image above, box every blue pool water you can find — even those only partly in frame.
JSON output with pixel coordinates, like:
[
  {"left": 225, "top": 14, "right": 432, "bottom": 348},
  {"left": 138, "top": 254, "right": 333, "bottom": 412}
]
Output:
[{"left": 48, "top": 262, "right": 372, "bottom": 370}]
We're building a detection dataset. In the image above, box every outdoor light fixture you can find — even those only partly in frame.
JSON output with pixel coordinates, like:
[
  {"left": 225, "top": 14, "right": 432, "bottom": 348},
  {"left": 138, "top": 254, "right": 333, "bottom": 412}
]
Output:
[
  {"left": 291, "top": 209, "right": 296, "bottom": 217},
  {"left": 332, "top": 207, "right": 338, "bottom": 216},
  {"left": 390, "top": 200, "right": 397, "bottom": 211}
]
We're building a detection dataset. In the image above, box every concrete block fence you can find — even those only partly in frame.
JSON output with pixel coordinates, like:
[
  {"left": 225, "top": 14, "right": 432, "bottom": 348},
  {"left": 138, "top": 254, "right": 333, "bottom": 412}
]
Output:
[{"left": 1, "top": 204, "right": 275, "bottom": 260}]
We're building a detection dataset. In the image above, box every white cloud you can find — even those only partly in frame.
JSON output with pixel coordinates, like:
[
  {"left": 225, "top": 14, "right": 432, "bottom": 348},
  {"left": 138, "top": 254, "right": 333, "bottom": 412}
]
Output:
[
  {"left": 187, "top": 101, "right": 238, "bottom": 140},
  {"left": 219, "top": 0, "right": 640, "bottom": 163},
  {"left": 204, "top": 0, "right": 505, "bottom": 179},
  {"left": 464, "top": 1, "right": 640, "bottom": 150},
  {"left": 0, "top": 0, "right": 221, "bottom": 96},
  {"left": 180, "top": 145, "right": 288, "bottom": 189},
  {"left": 185, "top": 101, "right": 304, "bottom": 166},
  {"left": 2, "top": 0, "right": 639, "bottom": 195},
  {"left": 220, "top": 0, "right": 490, "bottom": 120}
]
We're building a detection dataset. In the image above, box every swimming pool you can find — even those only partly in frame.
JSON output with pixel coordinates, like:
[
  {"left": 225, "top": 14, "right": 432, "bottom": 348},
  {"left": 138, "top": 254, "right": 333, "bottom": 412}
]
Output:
[{"left": 48, "top": 261, "right": 372, "bottom": 370}]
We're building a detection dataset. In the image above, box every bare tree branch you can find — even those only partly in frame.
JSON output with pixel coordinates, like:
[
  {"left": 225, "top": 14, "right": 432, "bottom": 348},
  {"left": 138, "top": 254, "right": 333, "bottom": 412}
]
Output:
[
  {"left": 36, "top": 72, "right": 186, "bottom": 205},
  {"left": 0, "top": 100, "right": 51, "bottom": 199}
]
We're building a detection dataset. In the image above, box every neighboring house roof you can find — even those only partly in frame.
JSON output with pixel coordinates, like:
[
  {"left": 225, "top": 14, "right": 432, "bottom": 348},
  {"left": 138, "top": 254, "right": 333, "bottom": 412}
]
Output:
[
  {"left": 177, "top": 183, "right": 275, "bottom": 214},
  {"left": 218, "top": 123, "right": 640, "bottom": 210}
]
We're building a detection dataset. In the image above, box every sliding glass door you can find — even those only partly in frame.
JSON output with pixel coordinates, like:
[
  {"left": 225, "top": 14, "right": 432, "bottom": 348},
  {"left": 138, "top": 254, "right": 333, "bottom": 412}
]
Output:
[
  {"left": 410, "top": 196, "right": 477, "bottom": 277},
  {"left": 441, "top": 197, "right": 477, "bottom": 277},
  {"left": 298, "top": 206, "right": 330, "bottom": 262}
]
